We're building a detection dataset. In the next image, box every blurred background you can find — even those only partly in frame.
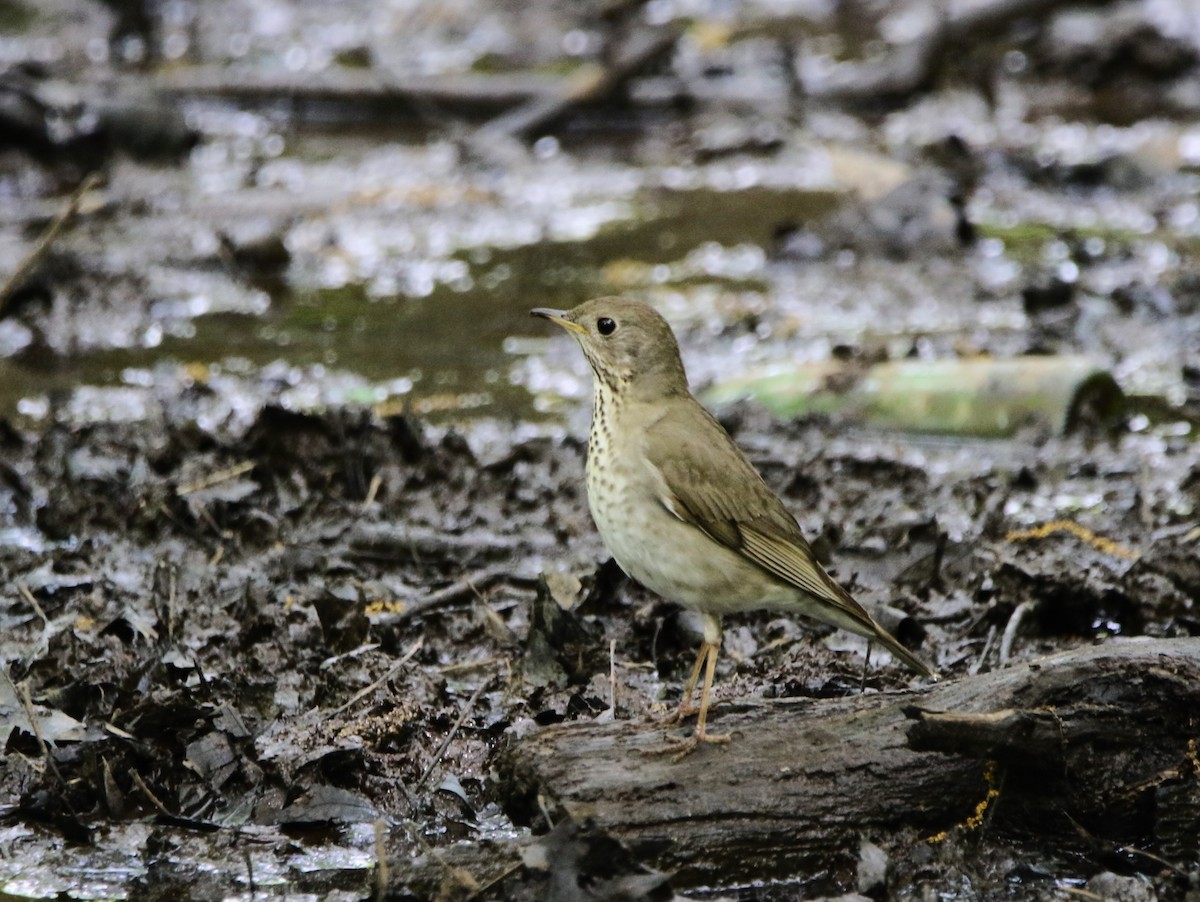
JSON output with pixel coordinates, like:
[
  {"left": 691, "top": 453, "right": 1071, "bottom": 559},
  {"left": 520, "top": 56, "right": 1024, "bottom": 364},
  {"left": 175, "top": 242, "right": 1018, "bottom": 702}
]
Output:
[
  {"left": 4, "top": 4, "right": 1200, "bottom": 897},
  {"left": 1, "top": 0, "right": 1199, "bottom": 439}
]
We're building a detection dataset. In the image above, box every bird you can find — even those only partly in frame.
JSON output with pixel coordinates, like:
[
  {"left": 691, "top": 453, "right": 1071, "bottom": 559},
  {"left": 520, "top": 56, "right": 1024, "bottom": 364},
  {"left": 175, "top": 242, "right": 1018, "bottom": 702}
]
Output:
[{"left": 532, "top": 297, "right": 935, "bottom": 755}]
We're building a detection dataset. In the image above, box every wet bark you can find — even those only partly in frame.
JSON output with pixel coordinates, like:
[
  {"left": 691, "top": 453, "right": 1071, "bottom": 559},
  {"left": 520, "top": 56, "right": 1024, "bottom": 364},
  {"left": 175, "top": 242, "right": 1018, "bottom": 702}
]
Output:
[
  {"left": 155, "top": 24, "right": 680, "bottom": 131},
  {"left": 472, "top": 25, "right": 681, "bottom": 140},
  {"left": 499, "top": 638, "right": 1200, "bottom": 888},
  {"left": 803, "top": 0, "right": 1118, "bottom": 104}
]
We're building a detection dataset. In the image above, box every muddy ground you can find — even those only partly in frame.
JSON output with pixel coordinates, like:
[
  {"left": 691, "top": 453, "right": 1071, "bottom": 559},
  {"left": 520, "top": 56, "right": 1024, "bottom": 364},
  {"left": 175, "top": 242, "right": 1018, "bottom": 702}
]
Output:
[
  {"left": 2, "top": 0, "right": 1200, "bottom": 899},
  {"left": 2, "top": 389, "right": 1198, "bottom": 900}
]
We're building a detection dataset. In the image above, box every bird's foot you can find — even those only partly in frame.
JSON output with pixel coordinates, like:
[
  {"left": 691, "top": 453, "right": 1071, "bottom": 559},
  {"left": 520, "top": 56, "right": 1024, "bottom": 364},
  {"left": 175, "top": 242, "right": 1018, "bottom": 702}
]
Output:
[
  {"left": 641, "top": 726, "right": 731, "bottom": 761},
  {"left": 662, "top": 702, "right": 695, "bottom": 726}
]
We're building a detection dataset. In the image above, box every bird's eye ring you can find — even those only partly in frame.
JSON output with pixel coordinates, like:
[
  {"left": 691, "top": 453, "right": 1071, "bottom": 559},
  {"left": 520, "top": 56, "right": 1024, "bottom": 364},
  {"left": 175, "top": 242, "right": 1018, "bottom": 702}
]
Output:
[{"left": 597, "top": 317, "right": 617, "bottom": 335}]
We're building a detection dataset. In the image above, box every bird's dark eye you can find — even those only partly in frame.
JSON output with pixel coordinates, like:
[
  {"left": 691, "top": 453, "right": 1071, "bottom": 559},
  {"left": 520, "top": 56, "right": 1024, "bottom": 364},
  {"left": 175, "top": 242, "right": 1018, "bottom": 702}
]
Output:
[{"left": 597, "top": 317, "right": 617, "bottom": 335}]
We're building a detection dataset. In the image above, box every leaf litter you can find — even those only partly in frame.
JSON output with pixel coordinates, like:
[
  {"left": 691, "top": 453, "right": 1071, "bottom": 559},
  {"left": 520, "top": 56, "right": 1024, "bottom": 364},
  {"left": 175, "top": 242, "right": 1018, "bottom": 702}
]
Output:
[{"left": 0, "top": 371, "right": 1196, "bottom": 897}]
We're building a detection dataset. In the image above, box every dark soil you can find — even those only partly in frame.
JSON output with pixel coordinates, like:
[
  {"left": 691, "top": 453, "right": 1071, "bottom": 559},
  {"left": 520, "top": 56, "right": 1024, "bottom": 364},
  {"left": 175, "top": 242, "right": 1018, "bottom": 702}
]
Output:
[
  {"left": 2, "top": 386, "right": 1197, "bottom": 898},
  {"left": 3, "top": 0, "right": 1200, "bottom": 898}
]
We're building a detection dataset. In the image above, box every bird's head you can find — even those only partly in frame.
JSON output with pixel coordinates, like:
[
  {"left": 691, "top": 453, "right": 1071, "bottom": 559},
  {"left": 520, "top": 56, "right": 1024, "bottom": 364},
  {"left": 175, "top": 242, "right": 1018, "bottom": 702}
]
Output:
[{"left": 531, "top": 297, "right": 689, "bottom": 399}]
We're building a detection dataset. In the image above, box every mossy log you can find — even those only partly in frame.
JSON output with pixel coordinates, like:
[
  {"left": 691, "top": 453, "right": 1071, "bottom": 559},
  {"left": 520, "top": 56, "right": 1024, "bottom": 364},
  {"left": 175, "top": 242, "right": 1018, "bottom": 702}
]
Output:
[
  {"left": 705, "top": 356, "right": 1124, "bottom": 437},
  {"left": 498, "top": 639, "right": 1200, "bottom": 889}
]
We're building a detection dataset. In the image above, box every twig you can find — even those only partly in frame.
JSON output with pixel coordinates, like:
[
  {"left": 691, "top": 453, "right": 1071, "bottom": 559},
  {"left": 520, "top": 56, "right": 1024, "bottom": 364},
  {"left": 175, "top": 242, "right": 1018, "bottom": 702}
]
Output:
[
  {"left": 14, "top": 680, "right": 48, "bottom": 759},
  {"left": 161, "top": 563, "right": 178, "bottom": 641},
  {"left": 860, "top": 642, "right": 872, "bottom": 694},
  {"left": 16, "top": 680, "right": 76, "bottom": 819},
  {"left": 969, "top": 625, "right": 997, "bottom": 676},
  {"left": 392, "top": 567, "right": 517, "bottom": 623},
  {"left": 362, "top": 472, "right": 383, "bottom": 510},
  {"left": 1006, "top": 519, "right": 1138, "bottom": 560},
  {"left": 176, "top": 461, "right": 256, "bottom": 496},
  {"left": 331, "top": 637, "right": 423, "bottom": 715},
  {"left": 10, "top": 678, "right": 80, "bottom": 820},
  {"left": 475, "top": 25, "right": 681, "bottom": 141},
  {"left": 474, "top": 860, "right": 524, "bottom": 896},
  {"left": 999, "top": 601, "right": 1033, "bottom": 666},
  {"left": 349, "top": 525, "right": 520, "bottom": 563},
  {"left": 373, "top": 817, "right": 389, "bottom": 902},
  {"left": 398, "top": 820, "right": 482, "bottom": 893},
  {"left": 437, "top": 655, "right": 508, "bottom": 675},
  {"left": 609, "top": 638, "right": 618, "bottom": 716},
  {"left": 1112, "top": 843, "right": 1187, "bottom": 876},
  {"left": 16, "top": 581, "right": 49, "bottom": 627},
  {"left": 244, "top": 848, "right": 256, "bottom": 901},
  {"left": 320, "top": 642, "right": 382, "bottom": 672},
  {"left": 131, "top": 769, "right": 175, "bottom": 817},
  {"left": 0, "top": 173, "right": 101, "bottom": 317},
  {"left": 416, "top": 677, "right": 494, "bottom": 790}
]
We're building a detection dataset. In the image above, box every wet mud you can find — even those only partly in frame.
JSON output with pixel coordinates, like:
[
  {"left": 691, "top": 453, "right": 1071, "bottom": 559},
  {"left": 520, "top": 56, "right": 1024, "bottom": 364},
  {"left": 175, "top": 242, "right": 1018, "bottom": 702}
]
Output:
[
  {"left": 2, "top": 388, "right": 1198, "bottom": 898},
  {"left": 3, "top": 0, "right": 1200, "bottom": 898}
]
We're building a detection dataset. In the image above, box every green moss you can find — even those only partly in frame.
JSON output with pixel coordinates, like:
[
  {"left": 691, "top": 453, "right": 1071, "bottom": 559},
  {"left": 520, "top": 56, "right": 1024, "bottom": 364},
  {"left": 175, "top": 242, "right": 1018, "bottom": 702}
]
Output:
[
  {"left": 469, "top": 54, "right": 580, "bottom": 76},
  {"left": 0, "top": 0, "right": 35, "bottom": 31},
  {"left": 975, "top": 220, "right": 1144, "bottom": 266},
  {"left": 334, "top": 47, "right": 373, "bottom": 70}
]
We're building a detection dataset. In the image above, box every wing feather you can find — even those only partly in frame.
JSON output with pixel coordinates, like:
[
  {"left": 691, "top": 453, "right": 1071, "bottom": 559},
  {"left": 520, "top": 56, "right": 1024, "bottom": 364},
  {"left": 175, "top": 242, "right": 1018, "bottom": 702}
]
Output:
[
  {"left": 643, "top": 399, "right": 935, "bottom": 678},
  {"left": 644, "top": 401, "right": 871, "bottom": 623}
]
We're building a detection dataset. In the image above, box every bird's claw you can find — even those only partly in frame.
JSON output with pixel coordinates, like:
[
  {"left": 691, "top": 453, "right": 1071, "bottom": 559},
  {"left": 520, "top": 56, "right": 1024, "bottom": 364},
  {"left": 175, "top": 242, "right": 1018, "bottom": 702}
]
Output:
[
  {"left": 663, "top": 703, "right": 694, "bottom": 726},
  {"left": 641, "top": 727, "right": 731, "bottom": 761}
]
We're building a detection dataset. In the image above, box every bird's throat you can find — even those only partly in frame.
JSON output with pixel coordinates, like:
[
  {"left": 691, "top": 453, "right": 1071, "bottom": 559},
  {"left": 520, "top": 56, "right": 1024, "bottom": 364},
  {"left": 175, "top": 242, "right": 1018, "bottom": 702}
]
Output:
[{"left": 588, "top": 378, "right": 620, "bottom": 465}]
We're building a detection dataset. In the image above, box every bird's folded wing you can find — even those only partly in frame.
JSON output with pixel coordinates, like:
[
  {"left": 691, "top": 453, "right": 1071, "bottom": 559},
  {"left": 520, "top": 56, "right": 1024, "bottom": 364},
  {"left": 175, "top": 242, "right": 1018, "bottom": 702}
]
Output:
[
  {"left": 736, "top": 523, "right": 852, "bottom": 603},
  {"left": 644, "top": 404, "right": 875, "bottom": 626}
]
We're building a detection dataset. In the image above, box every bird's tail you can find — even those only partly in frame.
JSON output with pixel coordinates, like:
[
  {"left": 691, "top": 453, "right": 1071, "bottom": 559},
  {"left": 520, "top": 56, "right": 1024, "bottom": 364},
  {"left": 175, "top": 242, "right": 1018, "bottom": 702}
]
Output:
[
  {"left": 870, "top": 622, "right": 937, "bottom": 680},
  {"left": 802, "top": 564, "right": 938, "bottom": 680}
]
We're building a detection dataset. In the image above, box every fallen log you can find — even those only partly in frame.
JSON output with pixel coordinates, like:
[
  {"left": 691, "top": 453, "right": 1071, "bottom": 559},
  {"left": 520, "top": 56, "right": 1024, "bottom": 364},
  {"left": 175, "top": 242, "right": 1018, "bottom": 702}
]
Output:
[
  {"left": 153, "top": 67, "right": 563, "bottom": 115},
  {"left": 802, "top": 0, "right": 1117, "bottom": 105},
  {"left": 498, "top": 638, "right": 1200, "bottom": 890},
  {"left": 154, "top": 25, "right": 678, "bottom": 133},
  {"left": 472, "top": 24, "right": 682, "bottom": 141},
  {"left": 704, "top": 355, "right": 1125, "bottom": 438}
]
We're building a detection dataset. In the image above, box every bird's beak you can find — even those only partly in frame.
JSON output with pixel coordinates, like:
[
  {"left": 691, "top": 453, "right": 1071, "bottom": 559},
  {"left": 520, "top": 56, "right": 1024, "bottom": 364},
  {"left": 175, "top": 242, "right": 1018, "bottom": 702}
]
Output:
[{"left": 531, "top": 307, "right": 587, "bottom": 335}]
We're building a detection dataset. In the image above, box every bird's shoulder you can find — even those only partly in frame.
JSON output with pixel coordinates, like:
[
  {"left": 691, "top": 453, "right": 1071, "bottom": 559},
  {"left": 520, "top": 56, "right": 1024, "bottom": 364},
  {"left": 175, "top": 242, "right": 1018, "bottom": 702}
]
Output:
[
  {"left": 639, "top": 396, "right": 861, "bottom": 609},
  {"left": 639, "top": 395, "right": 802, "bottom": 540}
]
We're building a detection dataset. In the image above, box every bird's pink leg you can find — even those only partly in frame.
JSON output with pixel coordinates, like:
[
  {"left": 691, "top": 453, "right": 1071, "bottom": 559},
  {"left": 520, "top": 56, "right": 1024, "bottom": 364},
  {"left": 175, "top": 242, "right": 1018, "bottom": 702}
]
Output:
[
  {"left": 666, "top": 643, "right": 707, "bottom": 724},
  {"left": 693, "top": 640, "right": 731, "bottom": 746}
]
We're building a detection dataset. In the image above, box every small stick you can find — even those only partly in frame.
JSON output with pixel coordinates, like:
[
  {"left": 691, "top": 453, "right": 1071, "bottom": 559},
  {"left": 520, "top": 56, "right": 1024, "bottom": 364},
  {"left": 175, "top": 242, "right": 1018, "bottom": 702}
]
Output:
[
  {"left": 332, "top": 637, "right": 423, "bottom": 715},
  {"left": 372, "top": 817, "right": 389, "bottom": 902},
  {"left": 416, "top": 677, "right": 493, "bottom": 790},
  {"left": 390, "top": 567, "right": 513, "bottom": 623},
  {"left": 398, "top": 820, "right": 481, "bottom": 892},
  {"left": 244, "top": 848, "right": 256, "bottom": 901},
  {"left": 608, "top": 638, "right": 618, "bottom": 717},
  {"left": 176, "top": 461, "right": 255, "bottom": 496},
  {"left": 14, "top": 680, "right": 81, "bottom": 823},
  {"left": 362, "top": 472, "right": 383, "bottom": 509},
  {"left": 437, "top": 655, "right": 507, "bottom": 675},
  {"left": 16, "top": 581, "right": 49, "bottom": 627},
  {"left": 15, "top": 680, "right": 49, "bottom": 761},
  {"left": 969, "top": 625, "right": 997, "bottom": 676},
  {"left": 166, "top": 565, "right": 177, "bottom": 641},
  {"left": 999, "top": 601, "right": 1033, "bottom": 666},
  {"left": 474, "top": 860, "right": 523, "bottom": 896},
  {"left": 860, "top": 641, "right": 873, "bottom": 694},
  {"left": 131, "top": 769, "right": 174, "bottom": 817},
  {"left": 0, "top": 172, "right": 102, "bottom": 317}
]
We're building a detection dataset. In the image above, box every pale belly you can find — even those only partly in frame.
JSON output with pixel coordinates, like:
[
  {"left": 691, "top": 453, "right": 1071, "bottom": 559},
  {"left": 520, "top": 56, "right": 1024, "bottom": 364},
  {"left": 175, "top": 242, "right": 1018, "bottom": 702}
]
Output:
[{"left": 587, "top": 449, "right": 797, "bottom": 616}]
